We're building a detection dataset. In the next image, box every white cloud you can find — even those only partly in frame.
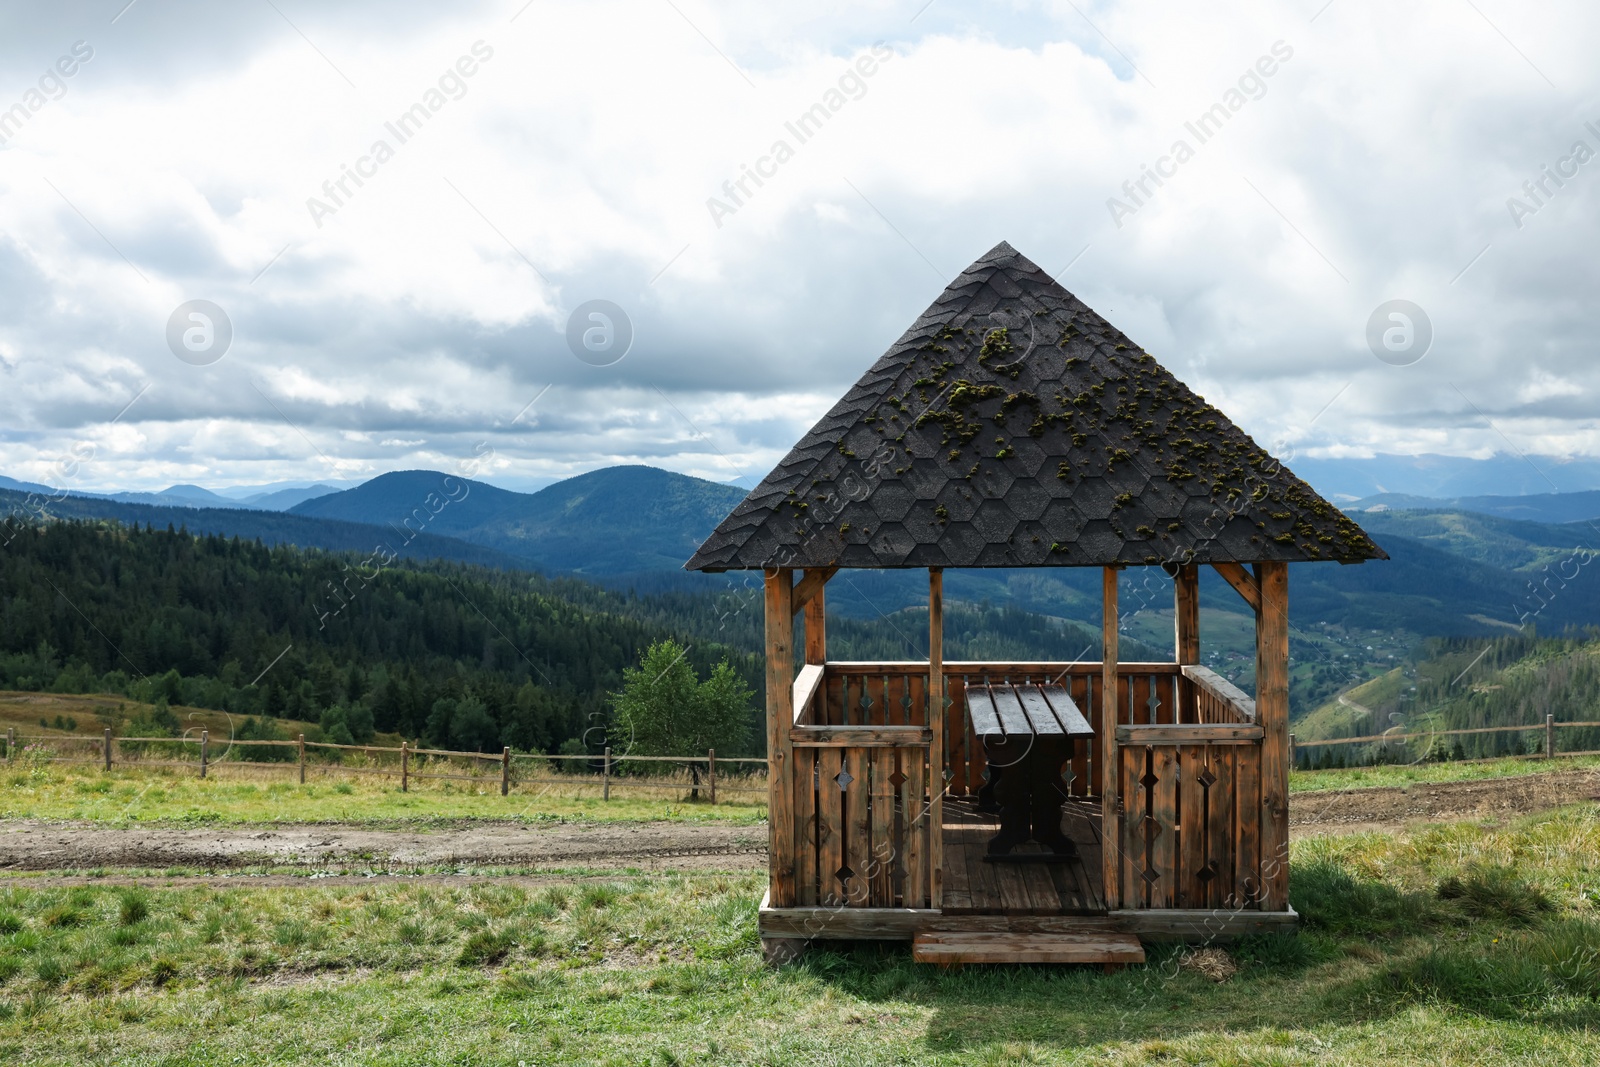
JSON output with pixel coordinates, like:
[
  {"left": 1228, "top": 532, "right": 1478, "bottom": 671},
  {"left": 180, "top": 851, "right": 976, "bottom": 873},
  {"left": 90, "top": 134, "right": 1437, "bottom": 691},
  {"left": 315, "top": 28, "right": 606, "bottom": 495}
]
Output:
[{"left": 0, "top": 0, "right": 1597, "bottom": 492}]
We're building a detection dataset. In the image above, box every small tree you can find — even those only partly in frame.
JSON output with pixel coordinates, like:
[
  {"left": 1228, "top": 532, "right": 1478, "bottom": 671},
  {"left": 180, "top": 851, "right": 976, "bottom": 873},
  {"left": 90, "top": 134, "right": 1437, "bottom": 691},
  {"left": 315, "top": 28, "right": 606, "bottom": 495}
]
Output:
[{"left": 611, "top": 640, "right": 753, "bottom": 756}]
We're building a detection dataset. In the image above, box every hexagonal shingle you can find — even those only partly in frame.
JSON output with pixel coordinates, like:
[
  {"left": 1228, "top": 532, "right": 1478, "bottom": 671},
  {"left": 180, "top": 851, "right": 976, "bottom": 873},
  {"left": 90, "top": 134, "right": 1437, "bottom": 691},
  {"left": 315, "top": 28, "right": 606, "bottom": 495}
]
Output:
[
  {"left": 1006, "top": 480, "right": 1051, "bottom": 522},
  {"left": 972, "top": 498, "right": 1020, "bottom": 542},
  {"left": 1040, "top": 499, "right": 1087, "bottom": 543},
  {"left": 940, "top": 524, "right": 985, "bottom": 567},
  {"left": 868, "top": 482, "right": 916, "bottom": 523},
  {"left": 933, "top": 482, "right": 980, "bottom": 524}
]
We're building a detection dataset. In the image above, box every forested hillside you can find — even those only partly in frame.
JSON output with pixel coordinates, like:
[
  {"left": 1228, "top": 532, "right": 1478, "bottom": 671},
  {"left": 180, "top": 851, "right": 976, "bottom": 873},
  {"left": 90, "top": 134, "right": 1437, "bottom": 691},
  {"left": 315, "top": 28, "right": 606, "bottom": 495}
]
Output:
[
  {"left": 1295, "top": 630, "right": 1600, "bottom": 763},
  {"left": 0, "top": 519, "right": 1143, "bottom": 755},
  {"left": 0, "top": 518, "right": 763, "bottom": 756}
]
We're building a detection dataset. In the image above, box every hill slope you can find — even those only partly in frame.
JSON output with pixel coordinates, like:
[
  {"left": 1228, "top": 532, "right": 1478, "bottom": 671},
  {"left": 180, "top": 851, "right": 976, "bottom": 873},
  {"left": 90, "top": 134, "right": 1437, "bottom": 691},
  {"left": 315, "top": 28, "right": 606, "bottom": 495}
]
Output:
[{"left": 1295, "top": 631, "right": 1600, "bottom": 763}]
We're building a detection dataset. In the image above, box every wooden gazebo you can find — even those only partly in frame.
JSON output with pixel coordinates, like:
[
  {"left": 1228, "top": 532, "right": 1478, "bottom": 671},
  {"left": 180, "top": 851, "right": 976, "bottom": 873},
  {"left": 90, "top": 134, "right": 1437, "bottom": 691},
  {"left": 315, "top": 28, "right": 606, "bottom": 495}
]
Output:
[{"left": 686, "top": 242, "right": 1386, "bottom": 965}]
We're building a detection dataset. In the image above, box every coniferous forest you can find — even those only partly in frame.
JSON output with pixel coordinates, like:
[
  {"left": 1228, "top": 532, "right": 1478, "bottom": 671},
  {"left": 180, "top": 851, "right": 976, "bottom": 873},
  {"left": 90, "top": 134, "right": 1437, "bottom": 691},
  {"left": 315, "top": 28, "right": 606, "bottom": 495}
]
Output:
[
  {"left": 0, "top": 518, "right": 1141, "bottom": 755},
  {"left": 0, "top": 518, "right": 764, "bottom": 755}
]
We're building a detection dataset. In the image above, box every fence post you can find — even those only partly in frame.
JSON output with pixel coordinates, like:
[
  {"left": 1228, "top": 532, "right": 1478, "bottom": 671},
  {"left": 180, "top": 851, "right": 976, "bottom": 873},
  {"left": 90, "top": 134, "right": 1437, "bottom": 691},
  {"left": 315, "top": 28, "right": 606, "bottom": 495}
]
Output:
[
  {"left": 501, "top": 746, "right": 510, "bottom": 797},
  {"left": 1546, "top": 714, "right": 1555, "bottom": 759},
  {"left": 709, "top": 748, "right": 717, "bottom": 806},
  {"left": 1288, "top": 733, "right": 1297, "bottom": 770},
  {"left": 298, "top": 733, "right": 306, "bottom": 784},
  {"left": 104, "top": 728, "right": 112, "bottom": 772},
  {"left": 7, "top": 727, "right": 15, "bottom": 762},
  {"left": 200, "top": 730, "right": 208, "bottom": 779},
  {"left": 603, "top": 746, "right": 611, "bottom": 801},
  {"left": 401, "top": 742, "right": 409, "bottom": 792}
]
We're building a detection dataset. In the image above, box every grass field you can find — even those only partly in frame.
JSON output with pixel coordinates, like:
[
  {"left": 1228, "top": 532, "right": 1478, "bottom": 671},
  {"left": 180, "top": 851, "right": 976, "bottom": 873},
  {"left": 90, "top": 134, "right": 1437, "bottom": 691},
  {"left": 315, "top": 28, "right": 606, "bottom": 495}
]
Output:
[
  {"left": 0, "top": 761, "right": 766, "bottom": 827},
  {"left": 0, "top": 692, "right": 330, "bottom": 748},
  {"left": 5, "top": 751, "right": 1599, "bottom": 829},
  {"left": 1288, "top": 753, "right": 1600, "bottom": 793},
  {"left": 1, "top": 807, "right": 1597, "bottom": 1064}
]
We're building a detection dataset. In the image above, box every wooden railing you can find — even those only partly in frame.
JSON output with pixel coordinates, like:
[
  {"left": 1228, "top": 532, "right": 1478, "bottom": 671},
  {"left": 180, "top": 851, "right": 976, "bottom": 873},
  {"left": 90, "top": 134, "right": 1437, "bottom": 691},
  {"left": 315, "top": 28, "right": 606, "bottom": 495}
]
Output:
[
  {"left": 788, "top": 664, "right": 933, "bottom": 908},
  {"left": 782, "top": 661, "right": 1273, "bottom": 913},
  {"left": 1179, "top": 665, "right": 1256, "bottom": 725},
  {"left": 819, "top": 661, "right": 1188, "bottom": 799},
  {"left": 1115, "top": 668, "right": 1265, "bottom": 910}
]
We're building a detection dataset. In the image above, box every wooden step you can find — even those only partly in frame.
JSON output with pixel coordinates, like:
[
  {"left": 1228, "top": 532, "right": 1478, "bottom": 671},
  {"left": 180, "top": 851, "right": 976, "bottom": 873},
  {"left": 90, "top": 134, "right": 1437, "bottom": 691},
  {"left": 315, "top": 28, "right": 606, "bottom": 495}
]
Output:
[{"left": 913, "top": 928, "right": 1145, "bottom": 966}]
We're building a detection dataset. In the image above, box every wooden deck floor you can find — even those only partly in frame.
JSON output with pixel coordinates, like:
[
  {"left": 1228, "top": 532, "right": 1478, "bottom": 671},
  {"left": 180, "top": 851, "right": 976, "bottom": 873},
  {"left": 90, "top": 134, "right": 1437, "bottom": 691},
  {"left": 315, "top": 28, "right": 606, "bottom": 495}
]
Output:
[{"left": 940, "top": 797, "right": 1106, "bottom": 914}]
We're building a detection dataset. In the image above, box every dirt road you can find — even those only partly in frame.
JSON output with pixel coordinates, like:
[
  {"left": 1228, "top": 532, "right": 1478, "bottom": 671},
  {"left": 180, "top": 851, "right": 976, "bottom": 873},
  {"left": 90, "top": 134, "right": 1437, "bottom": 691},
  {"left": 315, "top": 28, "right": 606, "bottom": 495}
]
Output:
[
  {"left": 2, "top": 768, "right": 1594, "bottom": 873},
  {"left": 0, "top": 820, "right": 768, "bottom": 872},
  {"left": 1289, "top": 766, "right": 1600, "bottom": 835}
]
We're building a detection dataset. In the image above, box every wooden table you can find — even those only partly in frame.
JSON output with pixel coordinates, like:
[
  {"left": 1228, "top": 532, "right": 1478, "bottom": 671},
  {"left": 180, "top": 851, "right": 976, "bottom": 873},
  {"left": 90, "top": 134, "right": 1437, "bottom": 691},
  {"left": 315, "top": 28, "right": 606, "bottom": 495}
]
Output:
[{"left": 965, "top": 681, "right": 1094, "bottom": 862}]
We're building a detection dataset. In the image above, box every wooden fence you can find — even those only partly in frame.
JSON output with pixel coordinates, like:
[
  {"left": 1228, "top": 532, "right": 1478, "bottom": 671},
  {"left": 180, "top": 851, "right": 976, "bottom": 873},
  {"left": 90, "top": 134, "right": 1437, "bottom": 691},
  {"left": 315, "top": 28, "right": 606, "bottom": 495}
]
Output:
[
  {"left": 1, "top": 727, "right": 766, "bottom": 803},
  {"left": 1292, "top": 715, "right": 1600, "bottom": 766}
]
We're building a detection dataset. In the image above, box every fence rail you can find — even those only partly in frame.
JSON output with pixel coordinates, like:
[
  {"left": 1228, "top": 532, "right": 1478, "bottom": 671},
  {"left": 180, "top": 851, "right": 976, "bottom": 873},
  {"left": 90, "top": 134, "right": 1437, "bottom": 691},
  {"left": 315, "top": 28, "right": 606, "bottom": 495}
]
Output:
[
  {"left": 1291, "top": 713, "right": 1600, "bottom": 766},
  {"left": 2, "top": 727, "right": 766, "bottom": 804}
]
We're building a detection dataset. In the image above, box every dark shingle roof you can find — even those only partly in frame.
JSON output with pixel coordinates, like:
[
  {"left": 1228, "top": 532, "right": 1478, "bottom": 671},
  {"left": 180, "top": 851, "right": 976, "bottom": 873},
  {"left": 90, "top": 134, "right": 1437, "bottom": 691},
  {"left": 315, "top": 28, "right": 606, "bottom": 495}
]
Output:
[{"left": 685, "top": 241, "right": 1386, "bottom": 572}]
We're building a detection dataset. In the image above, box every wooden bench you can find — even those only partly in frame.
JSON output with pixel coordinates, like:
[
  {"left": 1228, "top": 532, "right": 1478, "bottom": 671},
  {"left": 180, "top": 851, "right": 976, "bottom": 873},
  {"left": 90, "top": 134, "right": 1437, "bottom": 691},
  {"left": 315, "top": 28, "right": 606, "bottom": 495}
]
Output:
[{"left": 965, "top": 681, "right": 1094, "bottom": 861}]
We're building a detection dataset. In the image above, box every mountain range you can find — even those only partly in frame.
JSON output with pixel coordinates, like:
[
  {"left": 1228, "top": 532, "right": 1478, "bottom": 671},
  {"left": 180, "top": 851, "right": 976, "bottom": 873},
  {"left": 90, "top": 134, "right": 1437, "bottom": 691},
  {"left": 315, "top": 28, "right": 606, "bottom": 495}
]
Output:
[
  {"left": 0, "top": 475, "right": 340, "bottom": 512},
  {"left": 288, "top": 466, "right": 748, "bottom": 579},
  {"left": 1348, "top": 490, "right": 1600, "bottom": 527}
]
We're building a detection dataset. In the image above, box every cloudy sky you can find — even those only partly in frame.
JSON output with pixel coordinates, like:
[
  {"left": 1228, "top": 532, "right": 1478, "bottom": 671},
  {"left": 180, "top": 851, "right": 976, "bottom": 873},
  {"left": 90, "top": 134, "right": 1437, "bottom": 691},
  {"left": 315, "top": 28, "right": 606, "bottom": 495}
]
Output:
[{"left": 2, "top": 0, "right": 1596, "bottom": 495}]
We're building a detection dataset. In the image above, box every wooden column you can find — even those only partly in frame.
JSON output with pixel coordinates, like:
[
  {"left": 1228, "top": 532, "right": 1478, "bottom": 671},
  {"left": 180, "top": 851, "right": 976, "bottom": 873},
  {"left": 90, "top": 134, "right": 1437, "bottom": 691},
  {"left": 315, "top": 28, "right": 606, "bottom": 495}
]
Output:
[
  {"left": 1100, "top": 566, "right": 1120, "bottom": 908},
  {"left": 1174, "top": 563, "right": 1199, "bottom": 665},
  {"left": 1254, "top": 560, "right": 1290, "bottom": 912},
  {"left": 927, "top": 568, "right": 945, "bottom": 908},
  {"left": 803, "top": 578, "right": 827, "bottom": 666},
  {"left": 765, "top": 568, "right": 797, "bottom": 907},
  {"left": 1174, "top": 562, "right": 1200, "bottom": 724}
]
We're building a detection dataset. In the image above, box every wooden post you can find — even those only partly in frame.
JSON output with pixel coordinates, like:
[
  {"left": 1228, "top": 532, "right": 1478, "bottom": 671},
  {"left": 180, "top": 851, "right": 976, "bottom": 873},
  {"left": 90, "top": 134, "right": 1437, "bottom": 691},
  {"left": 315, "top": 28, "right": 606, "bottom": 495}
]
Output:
[
  {"left": 298, "top": 733, "right": 306, "bottom": 784},
  {"left": 804, "top": 574, "right": 827, "bottom": 665},
  {"left": 501, "top": 746, "right": 511, "bottom": 796},
  {"left": 708, "top": 748, "right": 717, "bottom": 805},
  {"left": 1546, "top": 714, "right": 1555, "bottom": 759},
  {"left": 104, "top": 727, "right": 112, "bottom": 772},
  {"left": 6, "top": 727, "right": 15, "bottom": 761},
  {"left": 1174, "top": 562, "right": 1200, "bottom": 665},
  {"left": 1289, "top": 733, "right": 1298, "bottom": 770},
  {"left": 1101, "top": 566, "right": 1120, "bottom": 909},
  {"left": 764, "top": 569, "right": 797, "bottom": 907},
  {"left": 1174, "top": 562, "right": 1200, "bottom": 724},
  {"left": 1255, "top": 561, "right": 1290, "bottom": 912},
  {"left": 401, "top": 742, "right": 409, "bottom": 792},
  {"left": 200, "top": 730, "right": 208, "bottom": 778},
  {"left": 603, "top": 746, "right": 611, "bottom": 800},
  {"left": 928, "top": 567, "right": 945, "bottom": 909}
]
